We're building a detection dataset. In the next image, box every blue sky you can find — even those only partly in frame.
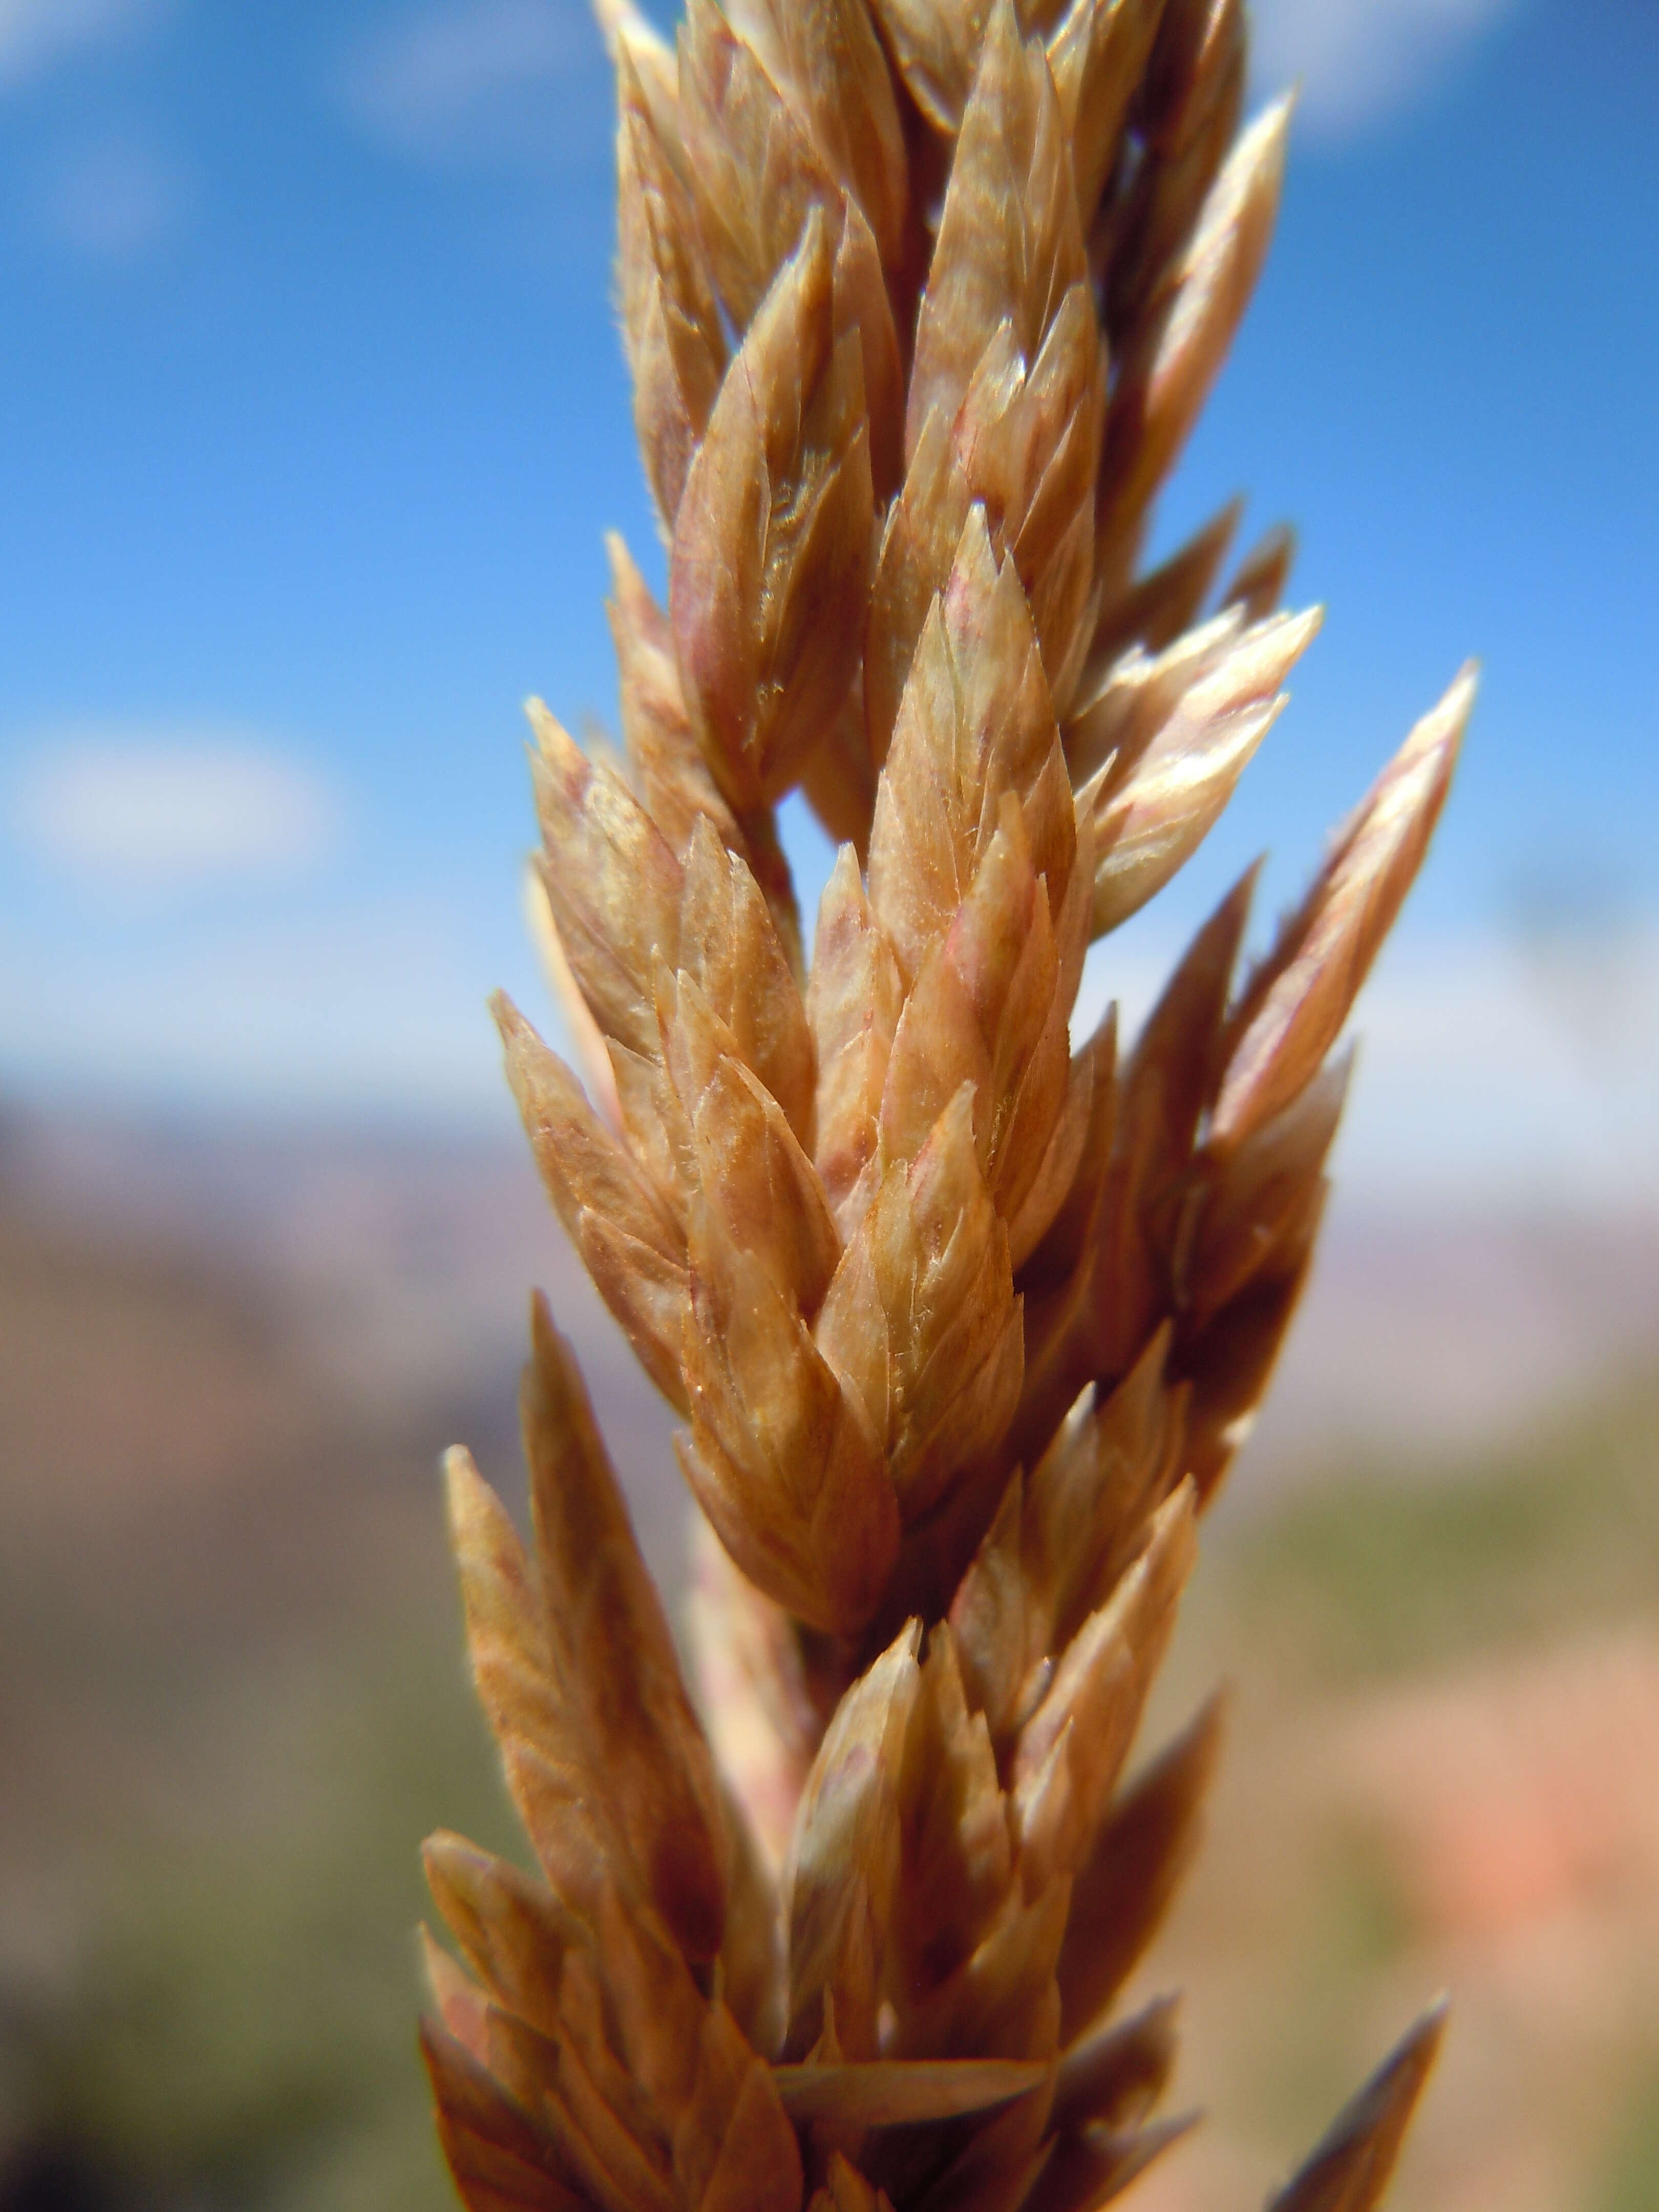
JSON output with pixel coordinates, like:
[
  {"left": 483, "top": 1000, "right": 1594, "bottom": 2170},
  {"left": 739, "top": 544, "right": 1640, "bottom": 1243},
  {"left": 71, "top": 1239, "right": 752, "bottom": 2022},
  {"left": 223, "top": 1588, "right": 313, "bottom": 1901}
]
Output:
[{"left": 2, "top": 0, "right": 1655, "bottom": 1204}]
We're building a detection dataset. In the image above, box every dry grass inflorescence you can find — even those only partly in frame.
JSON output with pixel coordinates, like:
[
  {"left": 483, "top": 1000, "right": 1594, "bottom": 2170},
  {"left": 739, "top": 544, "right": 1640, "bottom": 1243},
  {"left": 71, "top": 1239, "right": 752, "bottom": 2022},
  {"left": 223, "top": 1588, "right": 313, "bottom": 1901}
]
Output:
[{"left": 417, "top": 2, "right": 1476, "bottom": 2208}]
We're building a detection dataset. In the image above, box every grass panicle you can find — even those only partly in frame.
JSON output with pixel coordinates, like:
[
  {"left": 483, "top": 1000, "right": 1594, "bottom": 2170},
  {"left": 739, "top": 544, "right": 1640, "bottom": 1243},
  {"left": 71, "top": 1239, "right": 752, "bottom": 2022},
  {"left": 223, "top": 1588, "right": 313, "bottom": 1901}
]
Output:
[{"left": 422, "top": 2, "right": 1473, "bottom": 2206}]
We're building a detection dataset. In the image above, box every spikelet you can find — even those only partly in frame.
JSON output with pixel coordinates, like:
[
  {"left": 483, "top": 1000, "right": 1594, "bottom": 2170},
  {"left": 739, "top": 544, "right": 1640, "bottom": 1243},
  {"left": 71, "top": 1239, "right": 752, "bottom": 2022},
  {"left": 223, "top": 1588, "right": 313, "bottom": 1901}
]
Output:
[{"left": 427, "top": 1, "right": 1474, "bottom": 2206}]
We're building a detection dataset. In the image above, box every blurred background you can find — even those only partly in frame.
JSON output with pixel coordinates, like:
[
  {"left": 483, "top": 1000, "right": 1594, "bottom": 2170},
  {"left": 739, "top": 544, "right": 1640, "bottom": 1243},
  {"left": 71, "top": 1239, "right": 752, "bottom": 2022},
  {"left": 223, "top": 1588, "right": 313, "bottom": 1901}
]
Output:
[{"left": 2, "top": 0, "right": 1657, "bottom": 2206}]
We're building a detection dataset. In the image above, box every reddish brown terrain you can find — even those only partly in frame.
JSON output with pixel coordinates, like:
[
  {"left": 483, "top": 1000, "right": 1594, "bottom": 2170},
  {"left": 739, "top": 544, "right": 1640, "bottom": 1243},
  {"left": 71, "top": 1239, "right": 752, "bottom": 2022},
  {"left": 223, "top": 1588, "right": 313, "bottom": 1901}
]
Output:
[{"left": 2, "top": 1102, "right": 1655, "bottom": 2211}]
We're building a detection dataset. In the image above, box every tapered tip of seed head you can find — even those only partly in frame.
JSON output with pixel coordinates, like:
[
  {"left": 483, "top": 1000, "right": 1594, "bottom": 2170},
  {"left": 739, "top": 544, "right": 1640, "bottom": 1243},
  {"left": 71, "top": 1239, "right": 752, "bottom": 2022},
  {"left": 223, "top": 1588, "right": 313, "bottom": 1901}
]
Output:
[
  {"left": 613, "top": 35, "right": 643, "bottom": 105},
  {"left": 1226, "top": 95, "right": 1293, "bottom": 215},
  {"left": 1324, "top": 1035, "right": 1358, "bottom": 1094},
  {"left": 487, "top": 988, "right": 521, "bottom": 1046},
  {"left": 590, "top": 0, "right": 620, "bottom": 54},
  {"left": 523, "top": 695, "right": 573, "bottom": 764},
  {"left": 1220, "top": 601, "right": 1323, "bottom": 699},
  {"left": 1356, "top": 1996, "right": 1452, "bottom": 2123},
  {"left": 981, "top": 0, "right": 1022, "bottom": 63},
  {"left": 1223, "top": 854, "right": 1265, "bottom": 924},
  {"left": 604, "top": 527, "right": 644, "bottom": 601},
  {"left": 523, "top": 1291, "right": 595, "bottom": 1436},
  {"left": 592, "top": 0, "right": 664, "bottom": 66},
  {"left": 1265, "top": 86, "right": 1309, "bottom": 136},
  {"left": 1361, "top": 662, "right": 1475, "bottom": 844},
  {"left": 1196, "top": 1681, "right": 1232, "bottom": 1736},
  {"left": 441, "top": 1444, "right": 484, "bottom": 1527},
  {"left": 1282, "top": 604, "right": 1325, "bottom": 653},
  {"left": 1413, "top": 661, "right": 1480, "bottom": 765}
]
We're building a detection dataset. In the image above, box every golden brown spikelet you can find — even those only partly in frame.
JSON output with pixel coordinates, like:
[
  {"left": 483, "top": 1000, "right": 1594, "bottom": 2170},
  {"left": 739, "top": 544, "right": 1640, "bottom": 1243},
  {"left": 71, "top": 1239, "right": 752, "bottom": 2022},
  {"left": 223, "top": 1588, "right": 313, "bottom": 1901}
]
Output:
[{"left": 423, "top": 2, "right": 1476, "bottom": 2207}]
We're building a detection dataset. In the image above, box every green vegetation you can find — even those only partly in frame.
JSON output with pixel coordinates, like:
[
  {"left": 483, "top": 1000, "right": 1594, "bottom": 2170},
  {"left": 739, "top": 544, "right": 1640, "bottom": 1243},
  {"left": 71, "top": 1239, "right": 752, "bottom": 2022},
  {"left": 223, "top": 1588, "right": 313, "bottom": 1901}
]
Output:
[
  {"left": 1222, "top": 1371, "right": 1659, "bottom": 1685},
  {"left": 1593, "top": 2064, "right": 1659, "bottom": 2212},
  {"left": 7, "top": 1603, "right": 521, "bottom": 2212},
  {"left": 1246, "top": 1832, "right": 1420, "bottom": 2149}
]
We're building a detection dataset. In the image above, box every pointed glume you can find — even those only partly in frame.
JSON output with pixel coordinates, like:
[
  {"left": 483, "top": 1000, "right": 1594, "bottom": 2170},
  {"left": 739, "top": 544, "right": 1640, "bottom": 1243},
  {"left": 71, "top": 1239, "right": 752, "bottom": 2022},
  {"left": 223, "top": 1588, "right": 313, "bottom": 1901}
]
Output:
[{"left": 424, "top": 2, "right": 1473, "bottom": 2207}]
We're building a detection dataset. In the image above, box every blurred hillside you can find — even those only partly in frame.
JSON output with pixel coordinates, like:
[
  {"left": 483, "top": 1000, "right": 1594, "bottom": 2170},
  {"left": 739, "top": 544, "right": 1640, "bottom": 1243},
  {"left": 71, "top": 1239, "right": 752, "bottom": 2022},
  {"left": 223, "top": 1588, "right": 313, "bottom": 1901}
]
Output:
[{"left": 1, "top": 1104, "right": 1656, "bottom": 2210}]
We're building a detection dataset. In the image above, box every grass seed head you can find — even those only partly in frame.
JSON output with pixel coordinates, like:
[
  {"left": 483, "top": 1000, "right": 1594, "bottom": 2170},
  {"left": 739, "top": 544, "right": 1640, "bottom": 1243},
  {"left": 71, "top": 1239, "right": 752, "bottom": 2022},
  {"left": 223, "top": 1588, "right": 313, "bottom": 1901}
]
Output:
[{"left": 424, "top": 0, "right": 1473, "bottom": 2205}]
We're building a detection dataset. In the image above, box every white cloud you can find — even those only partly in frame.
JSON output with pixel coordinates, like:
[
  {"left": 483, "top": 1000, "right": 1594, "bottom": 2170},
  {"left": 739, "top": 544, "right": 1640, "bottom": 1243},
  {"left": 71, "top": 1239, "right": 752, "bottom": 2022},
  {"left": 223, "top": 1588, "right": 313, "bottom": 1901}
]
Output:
[
  {"left": 1075, "top": 919, "right": 1659, "bottom": 1211},
  {"left": 9, "top": 732, "right": 343, "bottom": 898},
  {"left": 38, "top": 134, "right": 189, "bottom": 258},
  {"left": 1250, "top": 0, "right": 1520, "bottom": 136},
  {"left": 1331, "top": 926, "right": 1659, "bottom": 1207},
  {"left": 339, "top": 0, "right": 591, "bottom": 164},
  {"left": 0, "top": 894, "right": 521, "bottom": 1124},
  {"left": 0, "top": 0, "right": 161, "bottom": 89},
  {"left": 1, "top": 859, "right": 1651, "bottom": 1193}
]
